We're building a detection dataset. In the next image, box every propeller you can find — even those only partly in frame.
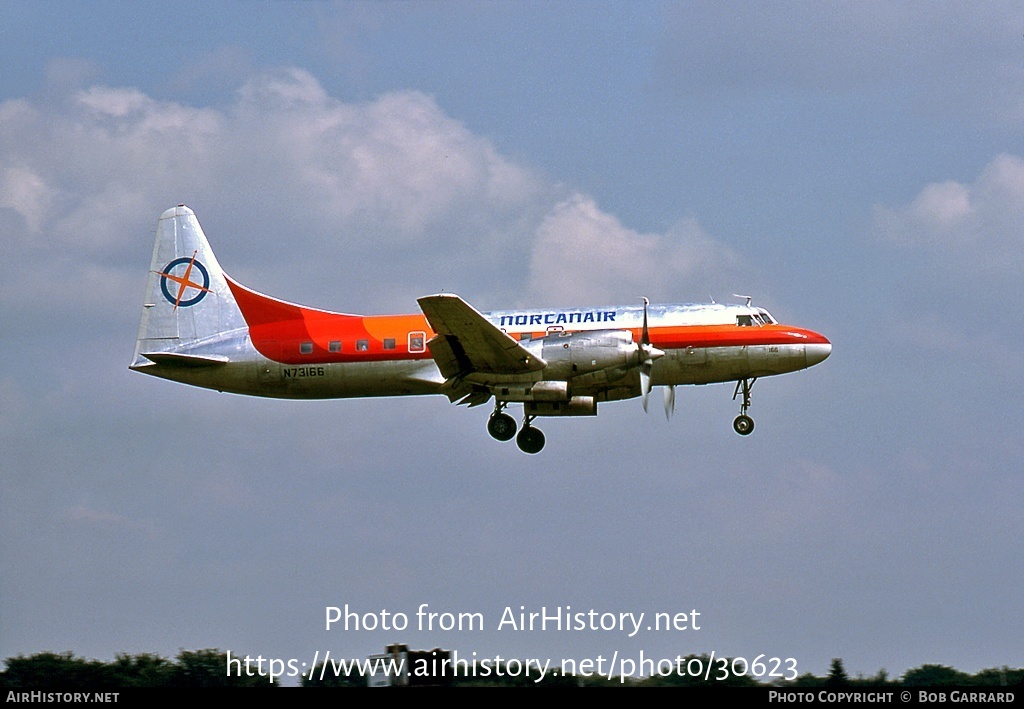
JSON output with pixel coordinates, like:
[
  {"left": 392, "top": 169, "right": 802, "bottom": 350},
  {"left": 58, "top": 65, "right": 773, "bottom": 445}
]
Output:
[
  {"left": 664, "top": 385, "right": 675, "bottom": 420},
  {"left": 638, "top": 297, "right": 665, "bottom": 412}
]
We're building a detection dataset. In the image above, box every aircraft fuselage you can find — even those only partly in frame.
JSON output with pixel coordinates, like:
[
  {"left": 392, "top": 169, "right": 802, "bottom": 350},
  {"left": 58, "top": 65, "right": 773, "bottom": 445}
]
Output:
[{"left": 134, "top": 294, "right": 828, "bottom": 399}]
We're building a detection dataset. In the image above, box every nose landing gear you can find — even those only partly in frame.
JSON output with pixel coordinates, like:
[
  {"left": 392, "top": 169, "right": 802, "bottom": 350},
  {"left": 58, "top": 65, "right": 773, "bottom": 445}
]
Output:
[
  {"left": 733, "top": 414, "right": 754, "bottom": 435},
  {"left": 732, "top": 377, "right": 757, "bottom": 436}
]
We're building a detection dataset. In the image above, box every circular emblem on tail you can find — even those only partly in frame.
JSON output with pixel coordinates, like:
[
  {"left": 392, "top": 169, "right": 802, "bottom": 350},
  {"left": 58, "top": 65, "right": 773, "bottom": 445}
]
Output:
[{"left": 159, "top": 254, "right": 211, "bottom": 309}]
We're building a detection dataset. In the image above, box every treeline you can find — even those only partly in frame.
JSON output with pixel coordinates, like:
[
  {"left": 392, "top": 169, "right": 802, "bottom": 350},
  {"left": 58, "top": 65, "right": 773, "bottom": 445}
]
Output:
[
  {"left": 772, "top": 658, "right": 1023, "bottom": 690},
  {"left": 2, "top": 651, "right": 1022, "bottom": 688},
  {"left": 0, "top": 650, "right": 272, "bottom": 688}
]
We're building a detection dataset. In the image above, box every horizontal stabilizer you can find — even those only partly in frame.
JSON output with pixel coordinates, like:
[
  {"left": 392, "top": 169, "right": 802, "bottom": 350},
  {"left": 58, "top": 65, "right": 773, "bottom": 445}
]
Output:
[{"left": 139, "top": 352, "right": 229, "bottom": 368}]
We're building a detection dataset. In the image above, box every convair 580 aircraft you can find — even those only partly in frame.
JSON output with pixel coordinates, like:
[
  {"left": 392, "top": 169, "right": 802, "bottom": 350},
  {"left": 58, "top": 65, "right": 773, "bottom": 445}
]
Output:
[{"left": 131, "top": 205, "right": 830, "bottom": 453}]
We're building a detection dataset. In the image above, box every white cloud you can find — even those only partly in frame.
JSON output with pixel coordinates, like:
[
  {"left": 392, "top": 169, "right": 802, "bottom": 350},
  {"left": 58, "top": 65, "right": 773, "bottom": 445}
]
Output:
[
  {"left": 0, "top": 166, "right": 50, "bottom": 233},
  {"left": 0, "top": 68, "right": 735, "bottom": 319},
  {"left": 220, "top": 68, "right": 542, "bottom": 244},
  {"left": 527, "top": 194, "right": 740, "bottom": 305},
  {"left": 907, "top": 181, "right": 973, "bottom": 231},
  {"left": 874, "top": 153, "right": 1024, "bottom": 275}
]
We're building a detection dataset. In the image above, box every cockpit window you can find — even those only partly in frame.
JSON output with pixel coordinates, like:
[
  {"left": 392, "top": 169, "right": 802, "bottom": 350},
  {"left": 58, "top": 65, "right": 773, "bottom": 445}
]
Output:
[{"left": 740, "top": 311, "right": 776, "bottom": 326}]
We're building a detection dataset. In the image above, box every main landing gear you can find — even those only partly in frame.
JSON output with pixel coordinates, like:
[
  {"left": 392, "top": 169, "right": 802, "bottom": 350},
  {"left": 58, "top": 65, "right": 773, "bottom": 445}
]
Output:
[
  {"left": 732, "top": 377, "right": 757, "bottom": 436},
  {"left": 487, "top": 403, "right": 546, "bottom": 453},
  {"left": 486, "top": 409, "right": 517, "bottom": 441},
  {"left": 516, "top": 417, "right": 545, "bottom": 454}
]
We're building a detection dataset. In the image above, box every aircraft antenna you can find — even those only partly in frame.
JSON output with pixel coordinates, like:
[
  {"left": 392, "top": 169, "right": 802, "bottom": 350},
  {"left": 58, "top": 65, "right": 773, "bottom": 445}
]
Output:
[{"left": 732, "top": 293, "right": 753, "bottom": 307}]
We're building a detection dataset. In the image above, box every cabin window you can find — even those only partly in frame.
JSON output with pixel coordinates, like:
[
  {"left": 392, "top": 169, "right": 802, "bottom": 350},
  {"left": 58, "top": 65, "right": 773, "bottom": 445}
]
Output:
[
  {"left": 300, "top": 341, "right": 314, "bottom": 354},
  {"left": 408, "top": 332, "right": 426, "bottom": 352},
  {"left": 383, "top": 338, "right": 396, "bottom": 350},
  {"left": 737, "top": 315, "right": 753, "bottom": 327},
  {"left": 328, "top": 340, "right": 341, "bottom": 353},
  {"left": 356, "top": 339, "right": 369, "bottom": 351}
]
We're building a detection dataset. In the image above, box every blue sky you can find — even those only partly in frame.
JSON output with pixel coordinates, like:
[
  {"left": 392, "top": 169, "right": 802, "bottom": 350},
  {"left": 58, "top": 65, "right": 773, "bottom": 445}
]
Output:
[{"left": 2, "top": 1, "right": 1022, "bottom": 683}]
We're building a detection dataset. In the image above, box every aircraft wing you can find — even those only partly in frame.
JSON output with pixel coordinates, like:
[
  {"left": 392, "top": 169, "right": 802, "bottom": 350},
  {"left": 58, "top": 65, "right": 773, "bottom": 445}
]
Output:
[{"left": 417, "top": 294, "right": 546, "bottom": 380}]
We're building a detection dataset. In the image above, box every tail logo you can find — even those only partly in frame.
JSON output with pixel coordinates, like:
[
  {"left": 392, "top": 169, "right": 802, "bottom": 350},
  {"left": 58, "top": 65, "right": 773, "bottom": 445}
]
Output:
[{"left": 158, "top": 251, "right": 211, "bottom": 310}]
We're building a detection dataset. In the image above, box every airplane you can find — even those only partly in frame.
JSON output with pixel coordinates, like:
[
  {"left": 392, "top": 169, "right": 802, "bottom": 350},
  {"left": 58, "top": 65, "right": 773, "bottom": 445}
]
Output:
[{"left": 130, "top": 205, "right": 831, "bottom": 453}]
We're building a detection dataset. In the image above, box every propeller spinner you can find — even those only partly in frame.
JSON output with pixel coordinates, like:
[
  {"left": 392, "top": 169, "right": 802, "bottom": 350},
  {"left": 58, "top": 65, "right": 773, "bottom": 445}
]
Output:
[{"left": 638, "top": 297, "right": 665, "bottom": 412}]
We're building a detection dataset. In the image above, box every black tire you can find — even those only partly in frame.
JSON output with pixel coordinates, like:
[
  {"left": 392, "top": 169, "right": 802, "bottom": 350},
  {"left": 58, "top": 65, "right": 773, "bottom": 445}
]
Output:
[
  {"left": 516, "top": 426, "right": 545, "bottom": 454},
  {"left": 487, "top": 412, "right": 517, "bottom": 441},
  {"left": 733, "top": 415, "right": 754, "bottom": 436}
]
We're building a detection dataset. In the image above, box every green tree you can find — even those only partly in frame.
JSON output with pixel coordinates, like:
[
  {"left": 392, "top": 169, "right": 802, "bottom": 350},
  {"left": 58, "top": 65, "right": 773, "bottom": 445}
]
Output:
[
  {"left": 787, "top": 672, "right": 826, "bottom": 687},
  {"left": 901, "top": 664, "right": 970, "bottom": 686},
  {"left": 639, "top": 654, "right": 759, "bottom": 687},
  {"left": 860, "top": 668, "right": 892, "bottom": 686},
  {"left": 171, "top": 649, "right": 274, "bottom": 687},
  {"left": 0, "top": 650, "right": 276, "bottom": 688},
  {"left": 825, "top": 658, "right": 850, "bottom": 687},
  {"left": 302, "top": 663, "right": 365, "bottom": 687},
  {"left": 110, "top": 653, "right": 176, "bottom": 687},
  {"left": 1, "top": 652, "right": 113, "bottom": 688},
  {"left": 970, "top": 666, "right": 1024, "bottom": 687}
]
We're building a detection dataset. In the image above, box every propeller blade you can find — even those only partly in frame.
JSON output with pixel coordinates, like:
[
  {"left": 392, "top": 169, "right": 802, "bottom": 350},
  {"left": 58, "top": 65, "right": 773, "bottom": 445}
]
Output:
[
  {"left": 638, "top": 297, "right": 661, "bottom": 413},
  {"left": 641, "top": 296, "right": 651, "bottom": 346},
  {"left": 640, "top": 362, "right": 652, "bottom": 412},
  {"left": 664, "top": 385, "right": 675, "bottom": 420}
]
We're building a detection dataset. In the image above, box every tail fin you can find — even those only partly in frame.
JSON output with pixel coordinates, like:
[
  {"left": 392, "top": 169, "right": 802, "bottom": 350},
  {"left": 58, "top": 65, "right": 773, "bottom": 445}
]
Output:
[{"left": 130, "top": 205, "right": 245, "bottom": 369}]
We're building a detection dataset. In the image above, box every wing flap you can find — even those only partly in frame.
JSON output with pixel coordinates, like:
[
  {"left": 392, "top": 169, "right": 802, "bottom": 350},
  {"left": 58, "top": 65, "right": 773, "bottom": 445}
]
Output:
[
  {"left": 417, "top": 294, "right": 545, "bottom": 377},
  {"left": 424, "top": 333, "right": 468, "bottom": 380}
]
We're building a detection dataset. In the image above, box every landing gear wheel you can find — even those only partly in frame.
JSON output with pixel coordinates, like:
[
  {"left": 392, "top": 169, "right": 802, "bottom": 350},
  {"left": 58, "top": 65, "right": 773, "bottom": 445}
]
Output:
[
  {"left": 487, "top": 412, "right": 517, "bottom": 441},
  {"left": 516, "top": 425, "right": 545, "bottom": 454},
  {"left": 733, "top": 414, "right": 754, "bottom": 436},
  {"left": 732, "top": 377, "right": 757, "bottom": 436}
]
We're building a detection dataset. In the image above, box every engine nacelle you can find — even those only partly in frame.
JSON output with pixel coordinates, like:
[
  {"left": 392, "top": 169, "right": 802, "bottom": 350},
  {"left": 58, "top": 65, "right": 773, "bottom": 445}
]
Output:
[
  {"left": 523, "top": 330, "right": 639, "bottom": 385},
  {"left": 488, "top": 331, "right": 639, "bottom": 403},
  {"left": 525, "top": 396, "right": 597, "bottom": 417}
]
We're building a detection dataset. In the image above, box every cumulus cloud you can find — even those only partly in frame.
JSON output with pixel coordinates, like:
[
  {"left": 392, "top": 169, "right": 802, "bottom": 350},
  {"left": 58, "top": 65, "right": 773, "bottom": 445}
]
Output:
[
  {"left": 230, "top": 69, "right": 539, "bottom": 242},
  {"left": 0, "top": 165, "right": 50, "bottom": 233},
  {"left": 0, "top": 67, "right": 737, "bottom": 321},
  {"left": 528, "top": 194, "right": 741, "bottom": 305},
  {"left": 873, "top": 153, "right": 1024, "bottom": 275}
]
